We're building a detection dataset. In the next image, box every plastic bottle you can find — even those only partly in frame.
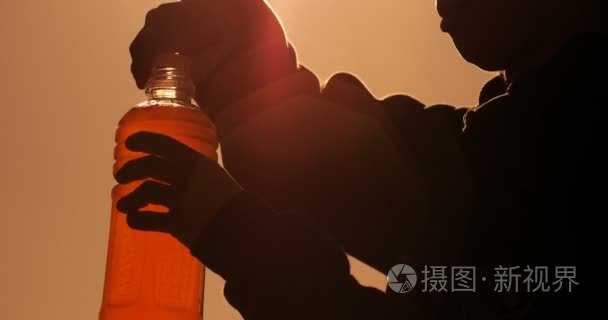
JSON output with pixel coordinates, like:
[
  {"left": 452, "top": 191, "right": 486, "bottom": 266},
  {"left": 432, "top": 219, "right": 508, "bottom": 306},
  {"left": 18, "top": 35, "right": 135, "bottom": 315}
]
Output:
[{"left": 100, "top": 54, "right": 216, "bottom": 320}]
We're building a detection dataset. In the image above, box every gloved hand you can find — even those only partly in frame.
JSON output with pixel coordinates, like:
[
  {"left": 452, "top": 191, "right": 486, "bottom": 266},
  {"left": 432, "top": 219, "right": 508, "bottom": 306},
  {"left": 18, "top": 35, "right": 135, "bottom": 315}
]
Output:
[
  {"left": 129, "top": 0, "right": 298, "bottom": 115},
  {"left": 115, "top": 131, "right": 242, "bottom": 248}
]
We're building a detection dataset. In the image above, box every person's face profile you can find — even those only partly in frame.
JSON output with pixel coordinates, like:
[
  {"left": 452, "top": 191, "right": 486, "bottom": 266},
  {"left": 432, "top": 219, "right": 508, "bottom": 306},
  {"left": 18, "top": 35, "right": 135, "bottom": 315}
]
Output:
[{"left": 434, "top": 0, "right": 547, "bottom": 71}]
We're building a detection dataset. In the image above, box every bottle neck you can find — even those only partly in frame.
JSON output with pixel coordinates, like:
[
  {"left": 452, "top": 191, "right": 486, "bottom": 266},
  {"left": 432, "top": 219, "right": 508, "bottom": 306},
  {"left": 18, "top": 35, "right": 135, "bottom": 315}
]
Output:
[
  {"left": 145, "top": 67, "right": 195, "bottom": 103},
  {"left": 147, "top": 87, "right": 192, "bottom": 102}
]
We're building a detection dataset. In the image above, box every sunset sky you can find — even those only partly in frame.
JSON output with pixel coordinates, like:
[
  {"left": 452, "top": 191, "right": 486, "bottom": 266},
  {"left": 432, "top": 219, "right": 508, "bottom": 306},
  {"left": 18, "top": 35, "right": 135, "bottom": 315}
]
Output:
[{"left": 0, "top": 1, "right": 490, "bottom": 319}]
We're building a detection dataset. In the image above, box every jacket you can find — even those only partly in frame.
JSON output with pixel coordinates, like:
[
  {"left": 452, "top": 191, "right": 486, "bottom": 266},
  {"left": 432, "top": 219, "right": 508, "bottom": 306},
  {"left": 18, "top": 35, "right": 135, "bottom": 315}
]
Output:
[{"left": 190, "top": 33, "right": 604, "bottom": 319}]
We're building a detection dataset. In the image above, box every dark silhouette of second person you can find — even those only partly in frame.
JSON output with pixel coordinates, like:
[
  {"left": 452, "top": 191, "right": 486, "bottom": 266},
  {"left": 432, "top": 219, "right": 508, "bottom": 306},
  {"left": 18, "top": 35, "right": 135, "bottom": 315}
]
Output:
[{"left": 118, "top": 0, "right": 604, "bottom": 318}]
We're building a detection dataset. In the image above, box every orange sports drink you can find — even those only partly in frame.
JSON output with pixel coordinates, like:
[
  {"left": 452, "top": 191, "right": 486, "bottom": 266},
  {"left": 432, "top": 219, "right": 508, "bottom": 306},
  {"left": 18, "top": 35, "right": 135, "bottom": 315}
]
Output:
[{"left": 100, "top": 54, "right": 217, "bottom": 319}]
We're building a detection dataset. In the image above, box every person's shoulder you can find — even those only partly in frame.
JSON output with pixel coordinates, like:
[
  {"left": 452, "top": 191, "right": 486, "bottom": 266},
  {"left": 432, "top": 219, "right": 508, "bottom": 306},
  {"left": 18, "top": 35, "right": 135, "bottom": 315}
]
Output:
[
  {"left": 322, "top": 72, "right": 465, "bottom": 130},
  {"left": 322, "top": 72, "right": 425, "bottom": 111}
]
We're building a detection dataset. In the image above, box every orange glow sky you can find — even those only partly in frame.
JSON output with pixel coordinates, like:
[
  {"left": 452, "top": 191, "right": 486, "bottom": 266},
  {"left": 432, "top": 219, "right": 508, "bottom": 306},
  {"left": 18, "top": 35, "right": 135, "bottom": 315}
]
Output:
[{"left": 0, "top": 1, "right": 490, "bottom": 319}]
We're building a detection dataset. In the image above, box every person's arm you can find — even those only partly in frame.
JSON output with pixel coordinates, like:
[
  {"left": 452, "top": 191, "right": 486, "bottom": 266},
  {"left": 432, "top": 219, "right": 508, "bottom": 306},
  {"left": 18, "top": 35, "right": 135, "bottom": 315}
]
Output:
[{"left": 211, "top": 63, "right": 473, "bottom": 272}]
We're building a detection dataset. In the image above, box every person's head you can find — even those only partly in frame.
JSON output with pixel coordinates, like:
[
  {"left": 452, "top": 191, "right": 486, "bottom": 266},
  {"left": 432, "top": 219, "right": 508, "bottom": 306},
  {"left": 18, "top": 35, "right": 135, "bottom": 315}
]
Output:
[{"left": 435, "top": 0, "right": 601, "bottom": 72}]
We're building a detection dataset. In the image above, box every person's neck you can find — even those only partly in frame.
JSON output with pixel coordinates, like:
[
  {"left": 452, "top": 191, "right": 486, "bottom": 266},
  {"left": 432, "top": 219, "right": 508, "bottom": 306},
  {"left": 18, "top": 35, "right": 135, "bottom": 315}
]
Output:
[{"left": 503, "top": 29, "right": 576, "bottom": 85}]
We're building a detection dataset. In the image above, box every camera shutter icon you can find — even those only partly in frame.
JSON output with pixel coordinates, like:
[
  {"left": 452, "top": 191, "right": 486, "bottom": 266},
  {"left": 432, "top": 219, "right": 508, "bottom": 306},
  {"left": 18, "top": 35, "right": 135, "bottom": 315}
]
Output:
[{"left": 388, "top": 264, "right": 417, "bottom": 293}]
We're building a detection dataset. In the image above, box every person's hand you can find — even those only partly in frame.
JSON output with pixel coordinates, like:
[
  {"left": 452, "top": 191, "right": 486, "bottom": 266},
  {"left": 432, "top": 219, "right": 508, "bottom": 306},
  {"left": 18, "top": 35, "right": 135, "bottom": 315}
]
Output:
[
  {"left": 114, "top": 131, "right": 242, "bottom": 248},
  {"left": 130, "top": 0, "right": 297, "bottom": 113}
]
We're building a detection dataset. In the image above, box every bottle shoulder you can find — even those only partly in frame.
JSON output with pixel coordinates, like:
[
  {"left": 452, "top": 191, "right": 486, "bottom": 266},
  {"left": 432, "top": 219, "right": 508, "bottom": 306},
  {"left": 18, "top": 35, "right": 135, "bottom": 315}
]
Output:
[{"left": 120, "top": 101, "right": 214, "bottom": 128}]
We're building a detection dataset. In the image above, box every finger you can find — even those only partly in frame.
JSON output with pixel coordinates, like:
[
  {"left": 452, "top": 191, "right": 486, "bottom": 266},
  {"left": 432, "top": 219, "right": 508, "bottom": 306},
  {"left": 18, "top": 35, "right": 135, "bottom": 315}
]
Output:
[
  {"left": 126, "top": 211, "right": 171, "bottom": 233},
  {"left": 126, "top": 132, "right": 197, "bottom": 164},
  {"left": 117, "top": 180, "right": 175, "bottom": 214},
  {"left": 115, "top": 155, "right": 181, "bottom": 184}
]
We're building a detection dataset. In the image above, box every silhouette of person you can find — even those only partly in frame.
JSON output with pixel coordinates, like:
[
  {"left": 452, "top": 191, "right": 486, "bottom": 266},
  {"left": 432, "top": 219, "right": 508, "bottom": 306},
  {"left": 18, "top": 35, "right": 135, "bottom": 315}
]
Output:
[{"left": 120, "top": 0, "right": 604, "bottom": 318}]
